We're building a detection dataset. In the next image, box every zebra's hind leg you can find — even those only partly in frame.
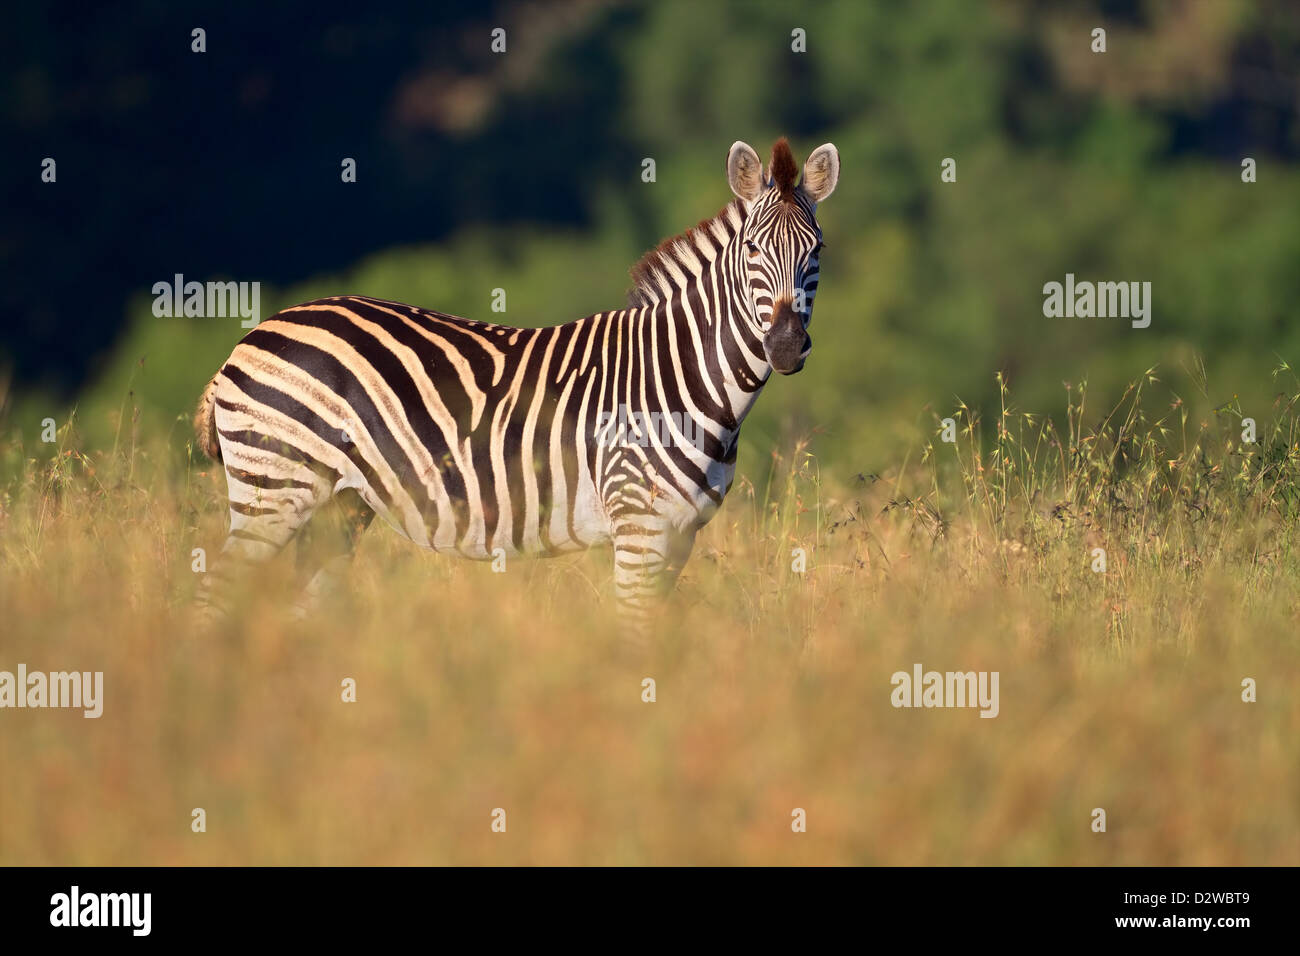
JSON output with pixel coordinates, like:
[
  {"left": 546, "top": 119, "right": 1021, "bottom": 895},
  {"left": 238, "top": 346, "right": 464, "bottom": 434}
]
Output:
[
  {"left": 194, "top": 467, "right": 329, "bottom": 625},
  {"left": 611, "top": 522, "right": 698, "bottom": 642},
  {"left": 290, "top": 488, "right": 375, "bottom": 619}
]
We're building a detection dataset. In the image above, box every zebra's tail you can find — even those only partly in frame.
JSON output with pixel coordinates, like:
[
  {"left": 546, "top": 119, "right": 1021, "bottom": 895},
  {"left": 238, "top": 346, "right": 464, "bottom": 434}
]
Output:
[{"left": 194, "top": 373, "right": 223, "bottom": 462}]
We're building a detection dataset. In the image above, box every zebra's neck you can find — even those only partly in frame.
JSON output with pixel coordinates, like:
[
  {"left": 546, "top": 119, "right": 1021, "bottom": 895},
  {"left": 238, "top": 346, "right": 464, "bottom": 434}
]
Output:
[{"left": 626, "top": 199, "right": 771, "bottom": 430}]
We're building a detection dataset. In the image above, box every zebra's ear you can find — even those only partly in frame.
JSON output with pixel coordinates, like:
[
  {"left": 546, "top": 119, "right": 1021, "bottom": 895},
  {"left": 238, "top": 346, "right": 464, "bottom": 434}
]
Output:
[
  {"left": 800, "top": 144, "right": 840, "bottom": 203},
  {"left": 727, "top": 141, "right": 764, "bottom": 202}
]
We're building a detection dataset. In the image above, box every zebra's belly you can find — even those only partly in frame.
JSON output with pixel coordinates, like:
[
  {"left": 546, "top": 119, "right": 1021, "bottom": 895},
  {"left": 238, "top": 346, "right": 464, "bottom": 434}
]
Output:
[{"left": 347, "top": 457, "right": 610, "bottom": 561}]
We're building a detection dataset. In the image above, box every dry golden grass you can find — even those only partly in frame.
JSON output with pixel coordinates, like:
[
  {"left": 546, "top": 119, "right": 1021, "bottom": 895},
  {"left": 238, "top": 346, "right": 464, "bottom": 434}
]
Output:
[{"left": 1, "top": 370, "right": 1298, "bottom": 865}]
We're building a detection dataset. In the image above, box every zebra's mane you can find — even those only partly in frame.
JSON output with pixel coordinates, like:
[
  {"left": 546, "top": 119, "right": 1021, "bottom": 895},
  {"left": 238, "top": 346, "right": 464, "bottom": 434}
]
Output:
[{"left": 627, "top": 199, "right": 746, "bottom": 308}]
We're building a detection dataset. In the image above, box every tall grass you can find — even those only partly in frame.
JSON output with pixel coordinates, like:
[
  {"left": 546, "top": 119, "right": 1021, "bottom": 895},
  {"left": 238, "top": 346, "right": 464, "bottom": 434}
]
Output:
[{"left": 0, "top": 366, "right": 1296, "bottom": 864}]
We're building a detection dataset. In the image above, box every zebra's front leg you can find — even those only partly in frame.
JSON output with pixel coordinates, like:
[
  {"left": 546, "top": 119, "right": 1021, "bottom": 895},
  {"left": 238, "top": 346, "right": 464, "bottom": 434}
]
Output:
[{"left": 611, "top": 522, "right": 698, "bottom": 639}]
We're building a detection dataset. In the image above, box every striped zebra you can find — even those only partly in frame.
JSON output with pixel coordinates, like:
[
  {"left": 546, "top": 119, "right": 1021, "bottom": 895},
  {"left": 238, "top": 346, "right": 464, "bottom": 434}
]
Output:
[{"left": 193, "top": 138, "right": 839, "bottom": 629}]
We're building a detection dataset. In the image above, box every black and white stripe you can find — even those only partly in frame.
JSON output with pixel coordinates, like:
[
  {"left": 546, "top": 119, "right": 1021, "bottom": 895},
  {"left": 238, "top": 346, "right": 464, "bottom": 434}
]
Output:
[{"left": 194, "top": 138, "right": 840, "bottom": 629}]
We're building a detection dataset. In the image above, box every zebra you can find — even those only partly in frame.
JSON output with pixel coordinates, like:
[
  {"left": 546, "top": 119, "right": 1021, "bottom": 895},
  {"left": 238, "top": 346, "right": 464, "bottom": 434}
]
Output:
[{"left": 193, "top": 137, "right": 839, "bottom": 630}]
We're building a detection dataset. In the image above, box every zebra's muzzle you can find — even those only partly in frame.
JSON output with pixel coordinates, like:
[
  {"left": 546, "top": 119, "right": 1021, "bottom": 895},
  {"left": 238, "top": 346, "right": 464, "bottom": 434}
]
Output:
[{"left": 764, "top": 304, "right": 811, "bottom": 375}]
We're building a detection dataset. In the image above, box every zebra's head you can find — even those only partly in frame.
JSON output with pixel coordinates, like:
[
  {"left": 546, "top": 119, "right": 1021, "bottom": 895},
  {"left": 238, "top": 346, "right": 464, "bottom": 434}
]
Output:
[{"left": 727, "top": 138, "right": 839, "bottom": 375}]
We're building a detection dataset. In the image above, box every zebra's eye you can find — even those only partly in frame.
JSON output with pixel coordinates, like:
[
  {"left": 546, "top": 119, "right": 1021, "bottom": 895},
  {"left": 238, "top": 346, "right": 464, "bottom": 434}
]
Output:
[{"left": 744, "top": 240, "right": 761, "bottom": 259}]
